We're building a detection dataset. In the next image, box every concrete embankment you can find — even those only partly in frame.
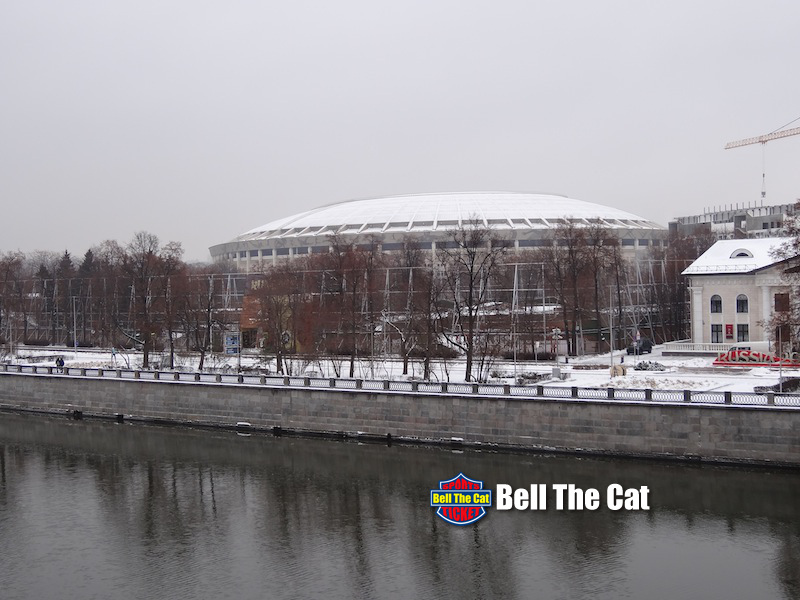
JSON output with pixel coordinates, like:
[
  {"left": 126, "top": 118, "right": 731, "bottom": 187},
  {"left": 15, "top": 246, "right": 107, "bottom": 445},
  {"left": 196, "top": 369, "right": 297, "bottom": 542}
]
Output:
[{"left": 0, "top": 371, "right": 798, "bottom": 466}]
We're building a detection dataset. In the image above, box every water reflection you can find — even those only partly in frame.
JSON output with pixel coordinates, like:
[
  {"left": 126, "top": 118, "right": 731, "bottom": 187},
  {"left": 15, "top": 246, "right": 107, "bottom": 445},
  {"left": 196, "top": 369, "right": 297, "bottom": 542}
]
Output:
[{"left": 0, "top": 412, "right": 798, "bottom": 600}]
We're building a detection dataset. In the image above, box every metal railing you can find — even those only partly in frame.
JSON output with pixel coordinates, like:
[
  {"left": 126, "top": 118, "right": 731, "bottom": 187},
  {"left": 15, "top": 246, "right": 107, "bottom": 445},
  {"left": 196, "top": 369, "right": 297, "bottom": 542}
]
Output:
[{"left": 1, "top": 363, "right": 798, "bottom": 407}]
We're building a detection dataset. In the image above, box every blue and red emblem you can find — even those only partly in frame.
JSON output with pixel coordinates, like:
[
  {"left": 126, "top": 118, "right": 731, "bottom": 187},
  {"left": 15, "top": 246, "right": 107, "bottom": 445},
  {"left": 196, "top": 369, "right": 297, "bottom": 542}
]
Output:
[{"left": 430, "top": 473, "right": 492, "bottom": 525}]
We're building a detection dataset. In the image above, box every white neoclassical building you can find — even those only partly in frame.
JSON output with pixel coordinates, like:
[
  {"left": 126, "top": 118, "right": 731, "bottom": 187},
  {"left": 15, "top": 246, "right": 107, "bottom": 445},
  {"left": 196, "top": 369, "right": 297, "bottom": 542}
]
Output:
[{"left": 682, "top": 238, "right": 794, "bottom": 345}]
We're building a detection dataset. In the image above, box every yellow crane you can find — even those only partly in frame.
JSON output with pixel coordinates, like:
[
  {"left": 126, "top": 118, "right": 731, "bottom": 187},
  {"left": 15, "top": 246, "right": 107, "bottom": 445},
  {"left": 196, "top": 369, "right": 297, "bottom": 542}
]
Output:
[{"left": 725, "top": 119, "right": 800, "bottom": 201}]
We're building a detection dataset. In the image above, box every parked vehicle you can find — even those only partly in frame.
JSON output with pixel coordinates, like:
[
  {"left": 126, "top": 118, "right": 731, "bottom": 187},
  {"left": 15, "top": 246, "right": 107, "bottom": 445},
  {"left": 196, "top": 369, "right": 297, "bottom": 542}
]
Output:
[
  {"left": 726, "top": 341, "right": 771, "bottom": 354},
  {"left": 626, "top": 338, "right": 653, "bottom": 355}
]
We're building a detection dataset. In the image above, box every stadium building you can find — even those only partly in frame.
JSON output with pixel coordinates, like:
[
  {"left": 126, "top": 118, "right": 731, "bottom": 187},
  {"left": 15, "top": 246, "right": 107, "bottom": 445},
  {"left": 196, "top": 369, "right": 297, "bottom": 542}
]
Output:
[{"left": 210, "top": 192, "right": 667, "bottom": 271}]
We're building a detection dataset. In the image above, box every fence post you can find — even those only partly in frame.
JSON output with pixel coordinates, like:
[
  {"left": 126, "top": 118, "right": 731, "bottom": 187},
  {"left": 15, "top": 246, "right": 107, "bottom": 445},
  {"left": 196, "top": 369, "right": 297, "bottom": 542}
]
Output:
[
  {"left": 17, "top": 365, "right": 23, "bottom": 373},
  {"left": 503, "top": 384, "right": 511, "bottom": 395},
  {"left": 153, "top": 371, "right": 160, "bottom": 380},
  {"left": 215, "top": 374, "right": 222, "bottom": 383},
  {"left": 97, "top": 368, "right": 103, "bottom": 377},
  {"left": 608, "top": 388, "right": 615, "bottom": 399},
  {"left": 304, "top": 377, "right": 311, "bottom": 387},
  {"left": 412, "top": 381, "right": 419, "bottom": 392},
  {"left": 260, "top": 375, "right": 266, "bottom": 384},
  {"left": 134, "top": 370, "right": 140, "bottom": 379},
  {"left": 683, "top": 389, "right": 691, "bottom": 402},
  {"left": 472, "top": 383, "right": 479, "bottom": 394},
  {"left": 645, "top": 388, "right": 652, "bottom": 401},
  {"left": 537, "top": 384, "right": 544, "bottom": 396},
  {"left": 767, "top": 392, "right": 775, "bottom": 405},
  {"left": 237, "top": 374, "right": 244, "bottom": 383},
  {"left": 356, "top": 379, "right": 363, "bottom": 389},
  {"left": 442, "top": 382, "right": 448, "bottom": 393},
  {"left": 383, "top": 380, "right": 390, "bottom": 390},
  {"left": 195, "top": 373, "right": 201, "bottom": 382},
  {"left": 724, "top": 391, "right": 732, "bottom": 404},
  {"left": 571, "top": 386, "right": 578, "bottom": 398},
  {"left": 329, "top": 378, "right": 336, "bottom": 388},
  {"left": 173, "top": 372, "right": 180, "bottom": 381},
  {"left": 116, "top": 369, "right": 122, "bottom": 378},
  {"left": 48, "top": 366, "right": 53, "bottom": 375}
]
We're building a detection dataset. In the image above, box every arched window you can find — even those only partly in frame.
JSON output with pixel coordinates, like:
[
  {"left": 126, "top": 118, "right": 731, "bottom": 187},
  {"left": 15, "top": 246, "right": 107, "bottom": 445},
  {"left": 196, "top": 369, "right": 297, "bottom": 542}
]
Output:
[
  {"left": 730, "top": 249, "right": 753, "bottom": 259},
  {"left": 736, "top": 294, "right": 748, "bottom": 313},
  {"left": 710, "top": 295, "right": 722, "bottom": 313}
]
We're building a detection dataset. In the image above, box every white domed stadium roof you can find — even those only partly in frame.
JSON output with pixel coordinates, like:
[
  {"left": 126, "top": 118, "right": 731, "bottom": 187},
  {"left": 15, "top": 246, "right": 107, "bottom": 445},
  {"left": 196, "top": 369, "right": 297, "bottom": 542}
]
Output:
[{"left": 234, "top": 192, "right": 662, "bottom": 242}]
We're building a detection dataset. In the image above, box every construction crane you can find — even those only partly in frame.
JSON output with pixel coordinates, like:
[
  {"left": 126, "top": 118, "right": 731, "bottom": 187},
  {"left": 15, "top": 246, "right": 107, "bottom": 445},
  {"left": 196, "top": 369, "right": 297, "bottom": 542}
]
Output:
[
  {"left": 725, "top": 126, "right": 800, "bottom": 149},
  {"left": 725, "top": 120, "right": 800, "bottom": 202}
]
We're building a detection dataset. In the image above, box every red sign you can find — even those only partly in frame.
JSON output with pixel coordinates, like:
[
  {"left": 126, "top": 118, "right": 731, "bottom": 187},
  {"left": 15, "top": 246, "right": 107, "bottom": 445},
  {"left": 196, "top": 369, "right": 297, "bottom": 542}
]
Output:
[
  {"left": 713, "top": 349, "right": 800, "bottom": 367},
  {"left": 725, "top": 324, "right": 734, "bottom": 339}
]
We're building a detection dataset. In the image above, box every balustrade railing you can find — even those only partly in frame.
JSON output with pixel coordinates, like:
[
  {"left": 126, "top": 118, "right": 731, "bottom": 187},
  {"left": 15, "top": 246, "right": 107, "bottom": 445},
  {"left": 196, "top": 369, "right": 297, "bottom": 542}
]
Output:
[
  {"left": 662, "top": 341, "right": 730, "bottom": 354},
  {"left": 1, "top": 362, "right": 797, "bottom": 407}
]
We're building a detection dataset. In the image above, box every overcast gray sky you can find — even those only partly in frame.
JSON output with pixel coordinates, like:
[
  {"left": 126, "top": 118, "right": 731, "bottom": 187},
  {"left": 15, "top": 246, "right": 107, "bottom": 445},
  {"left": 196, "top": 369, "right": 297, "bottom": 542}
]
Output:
[{"left": 2, "top": 0, "right": 799, "bottom": 262}]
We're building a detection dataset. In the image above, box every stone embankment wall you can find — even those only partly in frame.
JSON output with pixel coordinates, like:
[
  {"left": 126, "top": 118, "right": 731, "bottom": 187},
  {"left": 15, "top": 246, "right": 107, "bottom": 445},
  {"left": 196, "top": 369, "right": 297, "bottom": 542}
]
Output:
[{"left": 0, "top": 372, "right": 798, "bottom": 466}]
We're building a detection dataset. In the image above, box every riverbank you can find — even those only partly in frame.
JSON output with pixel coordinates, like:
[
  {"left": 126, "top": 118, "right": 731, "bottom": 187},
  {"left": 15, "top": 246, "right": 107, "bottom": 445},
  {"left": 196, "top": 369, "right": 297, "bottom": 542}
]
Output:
[
  {"left": 9, "top": 343, "right": 800, "bottom": 392},
  {"left": 1, "top": 368, "right": 798, "bottom": 468}
]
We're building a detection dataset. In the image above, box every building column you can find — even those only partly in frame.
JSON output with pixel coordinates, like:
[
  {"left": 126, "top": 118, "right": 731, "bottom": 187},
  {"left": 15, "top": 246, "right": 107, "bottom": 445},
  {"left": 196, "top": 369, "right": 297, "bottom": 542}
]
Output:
[
  {"left": 761, "top": 285, "right": 771, "bottom": 340},
  {"left": 690, "top": 286, "right": 704, "bottom": 344}
]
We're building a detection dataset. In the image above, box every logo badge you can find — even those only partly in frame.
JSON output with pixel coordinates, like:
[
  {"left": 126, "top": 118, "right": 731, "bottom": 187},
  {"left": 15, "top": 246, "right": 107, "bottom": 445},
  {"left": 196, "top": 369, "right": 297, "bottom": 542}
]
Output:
[{"left": 430, "top": 473, "right": 492, "bottom": 525}]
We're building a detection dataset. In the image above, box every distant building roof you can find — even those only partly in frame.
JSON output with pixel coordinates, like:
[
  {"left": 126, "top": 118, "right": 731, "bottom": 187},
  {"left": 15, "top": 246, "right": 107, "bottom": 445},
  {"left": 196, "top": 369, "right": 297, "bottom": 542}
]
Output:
[
  {"left": 236, "top": 192, "right": 664, "bottom": 242},
  {"left": 682, "top": 237, "right": 794, "bottom": 275}
]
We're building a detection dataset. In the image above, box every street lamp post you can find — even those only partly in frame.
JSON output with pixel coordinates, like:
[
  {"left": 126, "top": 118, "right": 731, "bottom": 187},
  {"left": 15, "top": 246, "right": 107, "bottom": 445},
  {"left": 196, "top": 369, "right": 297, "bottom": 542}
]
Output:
[
  {"left": 72, "top": 296, "right": 78, "bottom": 360},
  {"left": 779, "top": 326, "right": 783, "bottom": 393},
  {"left": 551, "top": 327, "right": 562, "bottom": 365},
  {"left": 609, "top": 286, "right": 616, "bottom": 375}
]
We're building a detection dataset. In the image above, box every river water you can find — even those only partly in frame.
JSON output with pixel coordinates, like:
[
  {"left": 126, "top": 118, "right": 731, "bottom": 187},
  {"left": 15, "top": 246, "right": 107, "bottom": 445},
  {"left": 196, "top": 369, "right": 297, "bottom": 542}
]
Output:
[{"left": 0, "top": 412, "right": 798, "bottom": 600}]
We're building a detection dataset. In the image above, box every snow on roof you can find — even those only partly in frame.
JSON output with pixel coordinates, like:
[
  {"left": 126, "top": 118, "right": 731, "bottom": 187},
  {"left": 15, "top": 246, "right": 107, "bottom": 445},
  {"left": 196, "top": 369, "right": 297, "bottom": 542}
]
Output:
[
  {"left": 682, "top": 237, "right": 794, "bottom": 275},
  {"left": 236, "top": 192, "right": 664, "bottom": 241}
]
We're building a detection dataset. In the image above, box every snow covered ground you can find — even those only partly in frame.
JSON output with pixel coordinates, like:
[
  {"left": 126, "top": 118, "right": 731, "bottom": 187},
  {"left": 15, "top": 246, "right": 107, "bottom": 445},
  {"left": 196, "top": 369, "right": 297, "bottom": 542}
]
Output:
[
  {"left": 524, "top": 345, "right": 799, "bottom": 392},
  {"left": 6, "top": 344, "right": 798, "bottom": 393}
]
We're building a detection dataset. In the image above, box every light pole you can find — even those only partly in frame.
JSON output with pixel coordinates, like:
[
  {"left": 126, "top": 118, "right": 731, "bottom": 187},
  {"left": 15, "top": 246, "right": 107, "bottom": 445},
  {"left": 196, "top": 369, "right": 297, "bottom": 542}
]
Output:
[
  {"left": 541, "top": 264, "right": 546, "bottom": 362},
  {"left": 609, "top": 287, "right": 614, "bottom": 373},
  {"left": 551, "top": 327, "right": 562, "bottom": 365},
  {"left": 512, "top": 264, "right": 518, "bottom": 378},
  {"left": 779, "top": 326, "right": 783, "bottom": 393},
  {"left": 72, "top": 296, "right": 78, "bottom": 360}
]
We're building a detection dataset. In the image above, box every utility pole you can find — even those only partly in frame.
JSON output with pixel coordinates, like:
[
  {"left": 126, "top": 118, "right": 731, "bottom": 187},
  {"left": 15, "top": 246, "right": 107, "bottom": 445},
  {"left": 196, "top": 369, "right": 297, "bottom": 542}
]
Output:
[
  {"left": 72, "top": 296, "right": 78, "bottom": 360},
  {"left": 609, "top": 287, "right": 614, "bottom": 374},
  {"left": 512, "top": 264, "right": 518, "bottom": 378},
  {"left": 541, "top": 263, "right": 546, "bottom": 361}
]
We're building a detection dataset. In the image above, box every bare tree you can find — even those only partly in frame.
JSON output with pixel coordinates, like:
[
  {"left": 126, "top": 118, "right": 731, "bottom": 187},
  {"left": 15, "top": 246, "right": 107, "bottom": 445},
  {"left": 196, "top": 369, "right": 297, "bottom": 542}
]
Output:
[
  {"left": 659, "top": 231, "right": 716, "bottom": 342},
  {"left": 159, "top": 242, "right": 185, "bottom": 369},
  {"left": 535, "top": 222, "right": 588, "bottom": 356},
  {"left": 584, "top": 225, "right": 616, "bottom": 351},
  {"left": 386, "top": 237, "right": 443, "bottom": 379},
  {"left": 768, "top": 203, "right": 800, "bottom": 351},
  {"left": 437, "top": 218, "right": 507, "bottom": 381},
  {"left": 0, "top": 252, "right": 24, "bottom": 351},
  {"left": 122, "top": 232, "right": 184, "bottom": 369},
  {"left": 323, "top": 235, "right": 382, "bottom": 378},
  {"left": 249, "top": 263, "right": 306, "bottom": 374},
  {"left": 178, "top": 264, "right": 226, "bottom": 371}
]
